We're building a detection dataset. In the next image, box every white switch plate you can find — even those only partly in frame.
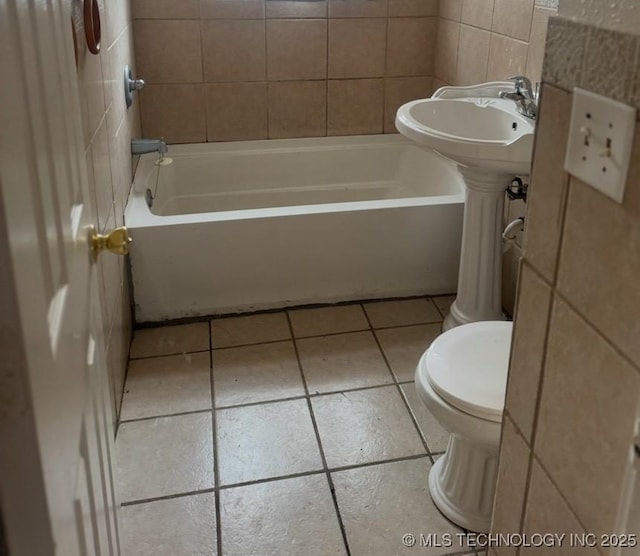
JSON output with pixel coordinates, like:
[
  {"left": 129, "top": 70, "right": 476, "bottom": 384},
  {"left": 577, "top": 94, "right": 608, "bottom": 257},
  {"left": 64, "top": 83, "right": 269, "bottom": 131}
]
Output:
[{"left": 564, "top": 87, "right": 636, "bottom": 203}]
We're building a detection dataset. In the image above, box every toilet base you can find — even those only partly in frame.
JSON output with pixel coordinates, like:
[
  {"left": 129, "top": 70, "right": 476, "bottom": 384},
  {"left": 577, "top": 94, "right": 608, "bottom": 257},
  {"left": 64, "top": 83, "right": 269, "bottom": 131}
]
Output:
[{"left": 428, "top": 434, "right": 499, "bottom": 533}]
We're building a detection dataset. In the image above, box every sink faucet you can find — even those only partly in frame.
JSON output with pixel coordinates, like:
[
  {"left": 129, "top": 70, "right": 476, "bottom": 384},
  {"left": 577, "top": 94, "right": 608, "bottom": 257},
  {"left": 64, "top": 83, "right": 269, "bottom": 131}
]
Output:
[
  {"left": 499, "top": 76, "right": 537, "bottom": 120},
  {"left": 131, "top": 138, "right": 168, "bottom": 160}
]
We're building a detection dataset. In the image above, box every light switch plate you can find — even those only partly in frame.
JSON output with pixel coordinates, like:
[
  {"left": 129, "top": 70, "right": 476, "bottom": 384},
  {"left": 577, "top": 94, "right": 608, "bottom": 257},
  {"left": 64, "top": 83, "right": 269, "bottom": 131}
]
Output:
[{"left": 564, "top": 87, "right": 636, "bottom": 203}]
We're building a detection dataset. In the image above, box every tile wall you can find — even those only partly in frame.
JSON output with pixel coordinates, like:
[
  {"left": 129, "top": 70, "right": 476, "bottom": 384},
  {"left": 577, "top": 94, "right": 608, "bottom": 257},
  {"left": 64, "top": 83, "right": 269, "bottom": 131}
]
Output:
[
  {"left": 74, "top": 0, "right": 140, "bottom": 419},
  {"left": 435, "top": 0, "right": 557, "bottom": 88},
  {"left": 132, "top": 0, "right": 440, "bottom": 142},
  {"left": 491, "top": 15, "right": 640, "bottom": 551},
  {"left": 133, "top": 0, "right": 560, "bottom": 144}
]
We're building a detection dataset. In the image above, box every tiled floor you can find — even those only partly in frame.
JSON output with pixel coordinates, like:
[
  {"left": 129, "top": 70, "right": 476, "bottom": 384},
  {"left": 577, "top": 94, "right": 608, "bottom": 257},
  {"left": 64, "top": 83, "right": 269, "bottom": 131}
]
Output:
[{"left": 116, "top": 295, "right": 480, "bottom": 555}]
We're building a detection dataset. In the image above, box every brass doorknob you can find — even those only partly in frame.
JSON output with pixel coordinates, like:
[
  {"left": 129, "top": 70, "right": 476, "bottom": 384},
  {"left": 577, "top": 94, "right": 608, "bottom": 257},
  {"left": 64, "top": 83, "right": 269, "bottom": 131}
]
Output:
[{"left": 90, "top": 225, "right": 132, "bottom": 260}]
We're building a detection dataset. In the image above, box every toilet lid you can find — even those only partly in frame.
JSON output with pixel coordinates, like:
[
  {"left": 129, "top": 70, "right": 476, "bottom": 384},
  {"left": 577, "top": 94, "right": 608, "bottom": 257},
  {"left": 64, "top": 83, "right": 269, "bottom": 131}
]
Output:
[{"left": 426, "top": 321, "right": 513, "bottom": 422}]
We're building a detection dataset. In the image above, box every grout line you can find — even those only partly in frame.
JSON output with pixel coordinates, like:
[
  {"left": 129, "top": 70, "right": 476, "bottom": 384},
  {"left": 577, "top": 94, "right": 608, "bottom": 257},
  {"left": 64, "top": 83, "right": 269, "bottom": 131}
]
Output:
[
  {"left": 120, "top": 487, "right": 216, "bottom": 507},
  {"left": 138, "top": 75, "right": 441, "bottom": 87},
  {"left": 285, "top": 311, "right": 352, "bottom": 556},
  {"left": 212, "top": 337, "right": 293, "bottom": 351},
  {"left": 555, "top": 290, "right": 640, "bottom": 377},
  {"left": 217, "top": 468, "right": 327, "bottom": 491},
  {"left": 119, "top": 408, "right": 212, "bottom": 424},
  {"left": 433, "top": 297, "right": 453, "bottom": 321},
  {"left": 216, "top": 394, "right": 308, "bottom": 411},
  {"left": 525, "top": 1, "right": 535, "bottom": 45},
  {"left": 362, "top": 306, "right": 435, "bottom": 463},
  {"left": 526, "top": 451, "right": 595, "bottom": 540},
  {"left": 324, "top": 12, "right": 329, "bottom": 137},
  {"left": 118, "top": 381, "right": 434, "bottom": 421},
  {"left": 264, "top": 10, "right": 270, "bottom": 138},
  {"left": 382, "top": 0, "right": 391, "bottom": 131},
  {"left": 119, "top": 381, "right": 427, "bottom": 423},
  {"left": 134, "top": 315, "right": 213, "bottom": 330},
  {"left": 121, "top": 452, "right": 436, "bottom": 508},
  {"left": 292, "top": 327, "right": 369, "bottom": 340},
  {"left": 128, "top": 348, "right": 210, "bottom": 361},
  {"left": 372, "top": 319, "right": 443, "bottom": 332},
  {"left": 327, "top": 452, "right": 430, "bottom": 475},
  {"left": 208, "top": 320, "right": 223, "bottom": 556},
  {"left": 134, "top": 293, "right": 447, "bottom": 330},
  {"left": 136, "top": 75, "right": 442, "bottom": 88},
  {"left": 127, "top": 321, "right": 444, "bottom": 363},
  {"left": 131, "top": 15, "right": 444, "bottom": 22},
  {"left": 212, "top": 320, "right": 444, "bottom": 351},
  {"left": 442, "top": 550, "right": 478, "bottom": 556},
  {"left": 218, "top": 377, "right": 400, "bottom": 409},
  {"left": 199, "top": 17, "right": 207, "bottom": 141},
  {"left": 116, "top": 308, "right": 136, "bottom": 438},
  {"left": 309, "top": 381, "right": 396, "bottom": 398},
  {"left": 218, "top": 453, "right": 432, "bottom": 491}
]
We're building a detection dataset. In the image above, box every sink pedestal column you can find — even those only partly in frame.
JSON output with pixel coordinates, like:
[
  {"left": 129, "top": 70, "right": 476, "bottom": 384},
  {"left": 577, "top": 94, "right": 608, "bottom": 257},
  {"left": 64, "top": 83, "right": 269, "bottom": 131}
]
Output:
[{"left": 443, "top": 167, "right": 511, "bottom": 331}]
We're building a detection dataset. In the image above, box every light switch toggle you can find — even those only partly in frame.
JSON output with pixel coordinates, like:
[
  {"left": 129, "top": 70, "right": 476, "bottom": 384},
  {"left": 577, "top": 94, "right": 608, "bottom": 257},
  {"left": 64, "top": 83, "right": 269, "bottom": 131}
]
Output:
[
  {"left": 564, "top": 87, "right": 636, "bottom": 204},
  {"left": 599, "top": 138, "right": 612, "bottom": 158}
]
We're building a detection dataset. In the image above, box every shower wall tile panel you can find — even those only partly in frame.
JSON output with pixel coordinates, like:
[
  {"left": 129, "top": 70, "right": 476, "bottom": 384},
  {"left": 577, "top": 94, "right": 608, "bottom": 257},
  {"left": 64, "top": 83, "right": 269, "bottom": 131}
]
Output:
[{"left": 134, "top": 1, "right": 440, "bottom": 142}]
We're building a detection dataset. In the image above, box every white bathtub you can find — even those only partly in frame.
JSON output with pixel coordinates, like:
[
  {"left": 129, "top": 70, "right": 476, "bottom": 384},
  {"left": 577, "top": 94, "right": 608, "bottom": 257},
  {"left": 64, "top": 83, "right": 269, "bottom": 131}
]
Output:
[{"left": 125, "top": 134, "right": 464, "bottom": 323}]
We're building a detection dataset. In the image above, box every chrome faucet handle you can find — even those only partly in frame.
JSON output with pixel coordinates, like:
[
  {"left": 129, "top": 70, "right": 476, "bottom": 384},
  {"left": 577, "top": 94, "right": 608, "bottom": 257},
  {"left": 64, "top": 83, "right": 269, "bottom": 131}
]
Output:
[
  {"left": 130, "top": 78, "right": 145, "bottom": 92},
  {"left": 124, "top": 65, "right": 145, "bottom": 108},
  {"left": 506, "top": 75, "right": 533, "bottom": 98}
]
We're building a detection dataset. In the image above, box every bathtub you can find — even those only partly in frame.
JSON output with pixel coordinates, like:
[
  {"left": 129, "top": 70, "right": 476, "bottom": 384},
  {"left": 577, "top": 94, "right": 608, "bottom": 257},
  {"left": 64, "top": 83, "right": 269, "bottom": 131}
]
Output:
[{"left": 125, "top": 134, "right": 464, "bottom": 323}]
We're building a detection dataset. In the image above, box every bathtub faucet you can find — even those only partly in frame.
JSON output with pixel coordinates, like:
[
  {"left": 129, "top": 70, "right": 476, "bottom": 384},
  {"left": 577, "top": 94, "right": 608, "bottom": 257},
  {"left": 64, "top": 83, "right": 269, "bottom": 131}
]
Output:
[
  {"left": 131, "top": 138, "right": 168, "bottom": 161},
  {"left": 499, "top": 76, "right": 537, "bottom": 120}
]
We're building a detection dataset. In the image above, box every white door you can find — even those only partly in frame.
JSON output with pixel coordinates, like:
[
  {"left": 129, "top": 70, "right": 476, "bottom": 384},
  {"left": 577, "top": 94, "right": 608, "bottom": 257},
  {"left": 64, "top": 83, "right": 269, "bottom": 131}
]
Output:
[{"left": 0, "top": 0, "right": 122, "bottom": 554}]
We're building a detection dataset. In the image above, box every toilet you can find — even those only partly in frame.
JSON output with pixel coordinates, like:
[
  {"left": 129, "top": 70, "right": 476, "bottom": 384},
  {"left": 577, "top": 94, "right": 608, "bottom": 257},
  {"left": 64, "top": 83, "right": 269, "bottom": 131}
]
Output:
[{"left": 414, "top": 320, "right": 513, "bottom": 533}]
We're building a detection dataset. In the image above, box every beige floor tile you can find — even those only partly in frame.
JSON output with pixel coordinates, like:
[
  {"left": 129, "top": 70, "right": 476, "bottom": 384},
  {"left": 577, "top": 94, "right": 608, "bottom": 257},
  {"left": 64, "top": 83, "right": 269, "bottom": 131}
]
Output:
[
  {"left": 120, "top": 493, "right": 216, "bottom": 556},
  {"left": 298, "top": 331, "right": 393, "bottom": 394},
  {"left": 400, "top": 383, "right": 449, "bottom": 453},
  {"left": 312, "top": 386, "right": 425, "bottom": 468},
  {"left": 216, "top": 399, "right": 323, "bottom": 485},
  {"left": 220, "top": 474, "right": 346, "bottom": 555},
  {"left": 432, "top": 294, "right": 455, "bottom": 317},
  {"left": 363, "top": 298, "right": 442, "bottom": 328},
  {"left": 120, "top": 352, "right": 211, "bottom": 421},
  {"left": 129, "top": 322, "right": 210, "bottom": 359},
  {"left": 375, "top": 323, "right": 442, "bottom": 381},
  {"left": 116, "top": 413, "right": 214, "bottom": 502},
  {"left": 213, "top": 341, "right": 305, "bottom": 407},
  {"left": 288, "top": 304, "right": 369, "bottom": 337},
  {"left": 211, "top": 312, "right": 290, "bottom": 348},
  {"left": 332, "top": 458, "right": 462, "bottom": 555}
]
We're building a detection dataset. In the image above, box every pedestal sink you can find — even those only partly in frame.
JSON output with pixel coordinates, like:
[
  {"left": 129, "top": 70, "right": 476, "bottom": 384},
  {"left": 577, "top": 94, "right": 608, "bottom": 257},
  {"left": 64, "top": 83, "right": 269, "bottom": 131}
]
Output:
[{"left": 395, "top": 81, "right": 535, "bottom": 330}]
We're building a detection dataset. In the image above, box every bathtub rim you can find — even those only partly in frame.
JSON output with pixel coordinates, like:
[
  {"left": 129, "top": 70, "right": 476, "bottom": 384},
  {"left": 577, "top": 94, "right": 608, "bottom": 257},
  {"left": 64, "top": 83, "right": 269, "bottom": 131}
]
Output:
[
  {"left": 127, "top": 133, "right": 465, "bottom": 228},
  {"left": 125, "top": 191, "right": 463, "bottom": 228}
]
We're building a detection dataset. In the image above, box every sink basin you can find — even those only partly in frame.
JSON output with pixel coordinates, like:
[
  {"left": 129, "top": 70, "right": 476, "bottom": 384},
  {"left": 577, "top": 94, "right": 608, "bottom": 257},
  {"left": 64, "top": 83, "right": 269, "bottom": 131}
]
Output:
[{"left": 395, "top": 96, "right": 535, "bottom": 174}]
